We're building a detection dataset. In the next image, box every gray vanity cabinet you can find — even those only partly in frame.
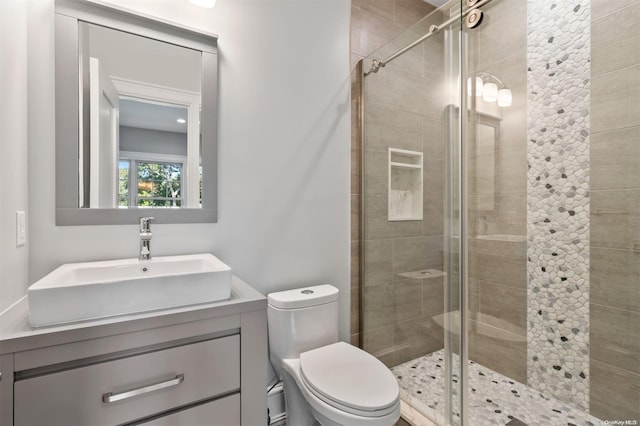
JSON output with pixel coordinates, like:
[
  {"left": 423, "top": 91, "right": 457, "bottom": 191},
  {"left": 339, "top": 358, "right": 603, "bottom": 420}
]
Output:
[
  {"left": 15, "top": 336, "right": 240, "bottom": 425},
  {"left": 0, "top": 277, "right": 267, "bottom": 426},
  {"left": 142, "top": 394, "right": 240, "bottom": 426}
]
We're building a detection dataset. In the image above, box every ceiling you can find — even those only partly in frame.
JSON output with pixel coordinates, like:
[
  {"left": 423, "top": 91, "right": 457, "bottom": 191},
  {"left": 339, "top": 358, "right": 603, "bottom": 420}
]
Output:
[{"left": 119, "top": 98, "right": 189, "bottom": 134}]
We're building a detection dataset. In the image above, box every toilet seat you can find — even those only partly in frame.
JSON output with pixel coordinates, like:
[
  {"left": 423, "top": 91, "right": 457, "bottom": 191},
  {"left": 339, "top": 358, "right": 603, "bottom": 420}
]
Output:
[{"left": 299, "top": 342, "right": 399, "bottom": 417}]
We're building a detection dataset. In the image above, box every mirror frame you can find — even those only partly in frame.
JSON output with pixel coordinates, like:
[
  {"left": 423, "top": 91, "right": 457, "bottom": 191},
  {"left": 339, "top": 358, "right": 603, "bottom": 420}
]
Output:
[{"left": 55, "top": 0, "right": 218, "bottom": 225}]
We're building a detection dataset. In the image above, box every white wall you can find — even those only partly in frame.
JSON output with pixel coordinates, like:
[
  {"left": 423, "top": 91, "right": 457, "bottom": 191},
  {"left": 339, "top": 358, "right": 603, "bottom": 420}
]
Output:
[
  {"left": 120, "top": 127, "right": 187, "bottom": 156},
  {"left": 0, "top": 0, "right": 29, "bottom": 312},
  {"left": 27, "top": 0, "right": 352, "bottom": 339}
]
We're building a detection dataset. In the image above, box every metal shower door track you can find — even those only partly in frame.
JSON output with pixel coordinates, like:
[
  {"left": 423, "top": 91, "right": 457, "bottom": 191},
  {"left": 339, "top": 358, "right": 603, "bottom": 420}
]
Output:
[{"left": 364, "top": 0, "right": 493, "bottom": 76}]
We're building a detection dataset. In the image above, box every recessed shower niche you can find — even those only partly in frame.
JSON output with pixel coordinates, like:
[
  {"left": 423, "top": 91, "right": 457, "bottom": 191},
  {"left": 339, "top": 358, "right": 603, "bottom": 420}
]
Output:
[{"left": 388, "top": 148, "right": 423, "bottom": 221}]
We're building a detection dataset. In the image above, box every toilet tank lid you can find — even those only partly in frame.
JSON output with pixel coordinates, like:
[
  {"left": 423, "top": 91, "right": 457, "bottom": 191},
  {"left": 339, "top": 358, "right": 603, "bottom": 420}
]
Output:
[{"left": 268, "top": 284, "right": 339, "bottom": 309}]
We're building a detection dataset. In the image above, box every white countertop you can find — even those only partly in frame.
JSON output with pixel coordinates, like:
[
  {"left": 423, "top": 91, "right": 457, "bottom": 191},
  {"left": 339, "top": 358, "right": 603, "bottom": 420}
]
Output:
[{"left": 0, "top": 276, "right": 266, "bottom": 355}]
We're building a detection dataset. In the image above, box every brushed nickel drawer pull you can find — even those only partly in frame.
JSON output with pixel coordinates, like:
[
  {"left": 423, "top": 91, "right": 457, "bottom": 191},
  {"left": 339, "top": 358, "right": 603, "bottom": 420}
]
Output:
[{"left": 102, "top": 374, "right": 185, "bottom": 403}]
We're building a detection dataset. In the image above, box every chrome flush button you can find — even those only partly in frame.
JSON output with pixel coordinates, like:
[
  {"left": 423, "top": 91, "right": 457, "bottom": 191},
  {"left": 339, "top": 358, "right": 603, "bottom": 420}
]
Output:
[{"left": 301, "top": 290, "right": 314, "bottom": 295}]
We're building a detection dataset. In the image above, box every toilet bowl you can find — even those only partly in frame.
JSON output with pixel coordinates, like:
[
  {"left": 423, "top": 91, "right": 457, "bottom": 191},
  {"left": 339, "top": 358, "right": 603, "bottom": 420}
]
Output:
[{"left": 267, "top": 285, "right": 400, "bottom": 426}]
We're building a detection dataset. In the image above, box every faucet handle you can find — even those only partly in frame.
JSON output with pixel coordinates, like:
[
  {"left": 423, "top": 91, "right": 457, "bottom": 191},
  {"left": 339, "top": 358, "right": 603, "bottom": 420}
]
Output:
[{"left": 139, "top": 217, "right": 154, "bottom": 232}]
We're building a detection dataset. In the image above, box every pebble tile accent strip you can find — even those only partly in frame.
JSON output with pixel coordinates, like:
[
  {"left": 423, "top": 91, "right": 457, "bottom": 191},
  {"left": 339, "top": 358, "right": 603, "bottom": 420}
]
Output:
[
  {"left": 526, "top": 0, "right": 591, "bottom": 409},
  {"left": 392, "top": 350, "right": 602, "bottom": 426}
]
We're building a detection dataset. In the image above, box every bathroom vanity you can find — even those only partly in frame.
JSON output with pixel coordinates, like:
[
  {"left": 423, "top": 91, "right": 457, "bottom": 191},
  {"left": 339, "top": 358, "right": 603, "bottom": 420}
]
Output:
[{"left": 0, "top": 277, "right": 267, "bottom": 425}]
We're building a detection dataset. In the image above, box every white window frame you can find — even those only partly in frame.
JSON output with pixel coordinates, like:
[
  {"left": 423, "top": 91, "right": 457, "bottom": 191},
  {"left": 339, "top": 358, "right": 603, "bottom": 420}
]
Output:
[{"left": 119, "top": 150, "right": 188, "bottom": 208}]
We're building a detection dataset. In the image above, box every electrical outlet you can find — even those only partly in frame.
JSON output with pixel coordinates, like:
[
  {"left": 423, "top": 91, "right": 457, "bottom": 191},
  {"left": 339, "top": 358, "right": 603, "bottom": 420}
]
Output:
[{"left": 16, "top": 211, "right": 26, "bottom": 247}]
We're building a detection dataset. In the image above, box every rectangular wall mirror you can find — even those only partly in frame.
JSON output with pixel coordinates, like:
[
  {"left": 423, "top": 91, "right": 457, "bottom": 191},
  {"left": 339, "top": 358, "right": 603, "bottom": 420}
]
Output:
[{"left": 55, "top": 0, "right": 218, "bottom": 225}]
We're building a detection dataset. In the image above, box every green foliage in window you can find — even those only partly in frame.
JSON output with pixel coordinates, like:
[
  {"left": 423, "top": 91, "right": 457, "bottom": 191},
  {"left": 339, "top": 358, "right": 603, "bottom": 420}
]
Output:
[
  {"left": 136, "top": 162, "right": 182, "bottom": 207},
  {"left": 118, "top": 161, "right": 130, "bottom": 207}
]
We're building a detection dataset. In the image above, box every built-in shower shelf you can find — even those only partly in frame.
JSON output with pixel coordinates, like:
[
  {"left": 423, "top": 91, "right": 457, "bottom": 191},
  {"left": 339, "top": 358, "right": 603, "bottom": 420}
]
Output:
[
  {"left": 397, "top": 269, "right": 446, "bottom": 280},
  {"left": 389, "top": 162, "right": 421, "bottom": 169},
  {"left": 388, "top": 148, "right": 423, "bottom": 222}
]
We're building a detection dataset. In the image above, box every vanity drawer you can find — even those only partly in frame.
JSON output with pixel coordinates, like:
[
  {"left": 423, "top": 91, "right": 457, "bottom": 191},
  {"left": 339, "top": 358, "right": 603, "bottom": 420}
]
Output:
[
  {"left": 14, "top": 334, "right": 240, "bottom": 426},
  {"left": 140, "top": 393, "right": 240, "bottom": 426}
]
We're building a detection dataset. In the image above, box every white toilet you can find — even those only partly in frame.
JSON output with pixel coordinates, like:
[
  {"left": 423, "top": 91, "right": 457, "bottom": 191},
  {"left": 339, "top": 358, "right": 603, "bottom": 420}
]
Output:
[{"left": 267, "top": 284, "right": 400, "bottom": 426}]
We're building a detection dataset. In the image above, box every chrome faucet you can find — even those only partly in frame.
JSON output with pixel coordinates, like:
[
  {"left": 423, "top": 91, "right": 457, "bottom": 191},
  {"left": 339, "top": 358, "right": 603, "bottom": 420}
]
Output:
[{"left": 139, "top": 217, "right": 154, "bottom": 261}]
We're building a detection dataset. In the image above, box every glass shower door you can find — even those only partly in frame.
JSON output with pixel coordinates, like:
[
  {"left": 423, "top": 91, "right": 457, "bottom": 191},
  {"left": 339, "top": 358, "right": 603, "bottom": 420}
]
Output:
[{"left": 359, "top": 2, "right": 466, "bottom": 424}]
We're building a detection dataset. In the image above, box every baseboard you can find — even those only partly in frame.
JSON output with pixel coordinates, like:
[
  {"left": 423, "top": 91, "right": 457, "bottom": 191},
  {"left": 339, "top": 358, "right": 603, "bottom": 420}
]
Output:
[{"left": 267, "top": 382, "right": 286, "bottom": 425}]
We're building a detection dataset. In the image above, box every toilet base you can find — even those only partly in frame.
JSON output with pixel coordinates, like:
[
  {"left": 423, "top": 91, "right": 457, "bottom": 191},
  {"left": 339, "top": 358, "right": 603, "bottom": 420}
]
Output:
[{"left": 281, "top": 371, "right": 318, "bottom": 426}]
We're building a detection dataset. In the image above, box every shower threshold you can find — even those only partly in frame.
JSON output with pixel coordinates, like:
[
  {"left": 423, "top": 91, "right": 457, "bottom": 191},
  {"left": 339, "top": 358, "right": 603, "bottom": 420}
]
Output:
[{"left": 392, "top": 350, "right": 603, "bottom": 426}]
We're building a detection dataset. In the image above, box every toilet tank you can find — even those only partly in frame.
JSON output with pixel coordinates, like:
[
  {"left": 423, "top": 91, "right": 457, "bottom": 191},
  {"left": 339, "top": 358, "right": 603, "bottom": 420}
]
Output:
[{"left": 267, "top": 285, "right": 339, "bottom": 376}]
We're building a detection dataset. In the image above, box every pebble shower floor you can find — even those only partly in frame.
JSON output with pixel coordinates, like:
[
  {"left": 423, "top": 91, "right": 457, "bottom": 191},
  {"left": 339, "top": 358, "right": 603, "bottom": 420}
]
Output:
[{"left": 392, "top": 349, "right": 603, "bottom": 426}]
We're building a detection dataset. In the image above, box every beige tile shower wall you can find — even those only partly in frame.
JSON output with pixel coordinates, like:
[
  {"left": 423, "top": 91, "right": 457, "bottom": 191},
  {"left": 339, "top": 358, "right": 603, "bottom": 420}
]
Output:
[
  {"left": 351, "top": 0, "right": 437, "bottom": 69},
  {"left": 466, "top": 0, "right": 528, "bottom": 384},
  {"left": 350, "top": 0, "right": 436, "bottom": 348},
  {"left": 360, "top": 10, "right": 447, "bottom": 367},
  {"left": 589, "top": 0, "right": 640, "bottom": 421}
]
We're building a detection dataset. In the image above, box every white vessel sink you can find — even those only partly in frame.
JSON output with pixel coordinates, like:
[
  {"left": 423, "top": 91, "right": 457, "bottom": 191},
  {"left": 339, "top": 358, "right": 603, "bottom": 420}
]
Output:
[{"left": 27, "top": 254, "right": 232, "bottom": 327}]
